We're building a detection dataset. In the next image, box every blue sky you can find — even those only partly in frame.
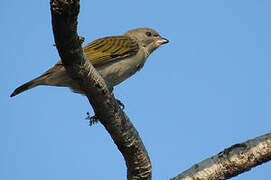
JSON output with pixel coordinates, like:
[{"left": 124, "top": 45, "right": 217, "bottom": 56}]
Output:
[{"left": 1, "top": 0, "right": 271, "bottom": 179}]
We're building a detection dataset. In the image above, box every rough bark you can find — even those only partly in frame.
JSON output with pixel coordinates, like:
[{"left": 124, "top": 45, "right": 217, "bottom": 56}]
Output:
[
  {"left": 50, "top": 0, "right": 152, "bottom": 179},
  {"left": 171, "top": 133, "right": 271, "bottom": 180}
]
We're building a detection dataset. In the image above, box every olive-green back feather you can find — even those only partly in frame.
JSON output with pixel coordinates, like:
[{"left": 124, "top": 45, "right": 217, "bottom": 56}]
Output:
[{"left": 83, "top": 36, "right": 139, "bottom": 66}]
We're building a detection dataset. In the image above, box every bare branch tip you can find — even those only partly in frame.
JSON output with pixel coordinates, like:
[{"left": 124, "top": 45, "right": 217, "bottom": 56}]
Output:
[{"left": 79, "top": 36, "right": 85, "bottom": 44}]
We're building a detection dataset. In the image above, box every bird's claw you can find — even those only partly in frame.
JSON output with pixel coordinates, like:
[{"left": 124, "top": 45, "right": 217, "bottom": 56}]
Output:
[
  {"left": 85, "top": 99, "right": 124, "bottom": 127},
  {"left": 116, "top": 99, "right": 125, "bottom": 110}
]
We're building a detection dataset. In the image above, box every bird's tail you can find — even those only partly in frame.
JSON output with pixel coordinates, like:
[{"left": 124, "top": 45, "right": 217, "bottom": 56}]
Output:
[
  {"left": 10, "top": 62, "right": 81, "bottom": 97},
  {"left": 10, "top": 75, "right": 47, "bottom": 97}
]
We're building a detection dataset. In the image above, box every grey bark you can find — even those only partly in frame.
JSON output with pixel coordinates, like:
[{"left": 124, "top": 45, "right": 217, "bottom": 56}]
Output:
[{"left": 171, "top": 133, "right": 271, "bottom": 180}]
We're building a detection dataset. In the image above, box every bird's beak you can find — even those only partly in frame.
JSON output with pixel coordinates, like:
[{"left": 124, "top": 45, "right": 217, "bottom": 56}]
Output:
[{"left": 156, "top": 37, "right": 169, "bottom": 46}]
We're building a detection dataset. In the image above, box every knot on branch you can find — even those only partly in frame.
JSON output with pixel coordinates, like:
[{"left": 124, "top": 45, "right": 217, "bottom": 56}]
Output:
[{"left": 50, "top": 0, "right": 79, "bottom": 16}]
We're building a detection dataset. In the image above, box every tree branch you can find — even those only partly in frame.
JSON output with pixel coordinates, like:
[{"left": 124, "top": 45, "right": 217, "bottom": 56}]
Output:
[
  {"left": 50, "top": 0, "right": 152, "bottom": 179},
  {"left": 171, "top": 132, "right": 271, "bottom": 180}
]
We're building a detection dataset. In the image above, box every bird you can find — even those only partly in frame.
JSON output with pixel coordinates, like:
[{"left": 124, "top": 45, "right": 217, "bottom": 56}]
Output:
[{"left": 10, "top": 28, "right": 169, "bottom": 97}]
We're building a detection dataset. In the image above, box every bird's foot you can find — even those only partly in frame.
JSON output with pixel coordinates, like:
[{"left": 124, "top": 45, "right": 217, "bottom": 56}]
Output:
[
  {"left": 85, "top": 99, "right": 124, "bottom": 126},
  {"left": 105, "top": 81, "right": 114, "bottom": 93},
  {"left": 116, "top": 99, "right": 125, "bottom": 110}
]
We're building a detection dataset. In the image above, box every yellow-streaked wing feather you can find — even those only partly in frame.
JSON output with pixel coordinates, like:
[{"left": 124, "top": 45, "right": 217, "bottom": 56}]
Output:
[{"left": 83, "top": 36, "right": 139, "bottom": 66}]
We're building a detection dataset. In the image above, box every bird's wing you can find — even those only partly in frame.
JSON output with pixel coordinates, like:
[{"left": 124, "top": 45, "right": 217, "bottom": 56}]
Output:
[{"left": 83, "top": 36, "right": 139, "bottom": 66}]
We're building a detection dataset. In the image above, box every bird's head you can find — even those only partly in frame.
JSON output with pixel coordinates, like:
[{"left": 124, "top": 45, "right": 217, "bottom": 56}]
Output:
[{"left": 124, "top": 28, "right": 169, "bottom": 55}]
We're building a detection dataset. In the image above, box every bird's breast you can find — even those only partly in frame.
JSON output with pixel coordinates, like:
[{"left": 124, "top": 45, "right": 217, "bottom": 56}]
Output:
[{"left": 96, "top": 48, "right": 147, "bottom": 86}]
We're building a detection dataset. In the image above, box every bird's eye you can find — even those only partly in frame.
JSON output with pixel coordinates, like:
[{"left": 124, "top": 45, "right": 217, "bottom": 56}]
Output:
[{"left": 145, "top": 32, "right": 152, "bottom": 37}]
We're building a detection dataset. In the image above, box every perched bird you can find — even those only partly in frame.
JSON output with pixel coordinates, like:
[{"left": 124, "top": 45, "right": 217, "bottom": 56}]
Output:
[{"left": 10, "top": 28, "right": 168, "bottom": 97}]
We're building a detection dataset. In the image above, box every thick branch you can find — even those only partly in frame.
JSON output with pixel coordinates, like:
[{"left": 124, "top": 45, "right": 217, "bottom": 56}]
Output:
[
  {"left": 50, "top": 0, "right": 151, "bottom": 179},
  {"left": 171, "top": 132, "right": 271, "bottom": 180}
]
